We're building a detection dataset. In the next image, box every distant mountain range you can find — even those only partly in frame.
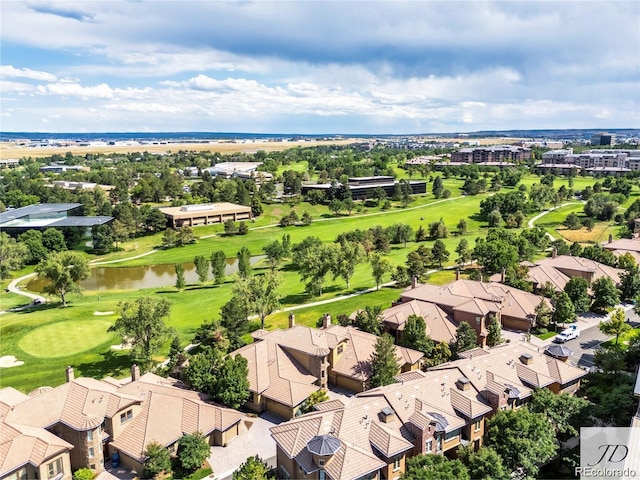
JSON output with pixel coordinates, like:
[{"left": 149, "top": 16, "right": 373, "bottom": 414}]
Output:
[{"left": 0, "top": 128, "right": 638, "bottom": 143}]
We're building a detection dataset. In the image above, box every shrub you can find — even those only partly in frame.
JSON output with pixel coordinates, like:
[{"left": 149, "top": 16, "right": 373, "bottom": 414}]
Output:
[{"left": 73, "top": 469, "right": 95, "bottom": 480}]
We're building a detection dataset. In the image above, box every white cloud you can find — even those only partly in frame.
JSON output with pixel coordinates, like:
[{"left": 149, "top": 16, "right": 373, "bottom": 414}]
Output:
[{"left": 1, "top": 65, "right": 56, "bottom": 82}]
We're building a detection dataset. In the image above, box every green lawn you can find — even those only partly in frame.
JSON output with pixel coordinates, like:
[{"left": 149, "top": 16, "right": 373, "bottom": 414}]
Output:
[
  {"left": 600, "top": 327, "right": 640, "bottom": 349},
  {"left": 19, "top": 319, "right": 114, "bottom": 358}
]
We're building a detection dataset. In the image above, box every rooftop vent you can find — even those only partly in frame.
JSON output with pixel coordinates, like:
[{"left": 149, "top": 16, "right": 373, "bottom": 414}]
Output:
[{"left": 180, "top": 204, "right": 215, "bottom": 212}]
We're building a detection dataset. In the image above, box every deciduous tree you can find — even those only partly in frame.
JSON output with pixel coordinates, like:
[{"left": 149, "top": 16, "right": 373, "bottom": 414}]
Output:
[
  {"left": 599, "top": 308, "right": 631, "bottom": 345},
  {"left": 233, "top": 456, "right": 270, "bottom": 480},
  {"left": 369, "top": 252, "right": 393, "bottom": 290},
  {"left": 210, "top": 250, "right": 227, "bottom": 284},
  {"left": 35, "top": 251, "right": 89, "bottom": 307},
  {"left": 175, "top": 263, "right": 186, "bottom": 290},
  {"left": 143, "top": 442, "right": 171, "bottom": 479},
  {"left": 178, "top": 431, "right": 210, "bottom": 472},
  {"left": 0, "top": 232, "right": 28, "bottom": 279},
  {"left": 194, "top": 255, "right": 209, "bottom": 284},
  {"left": 403, "top": 453, "right": 469, "bottom": 480},
  {"left": 236, "top": 246, "right": 252, "bottom": 278},
  {"left": 453, "top": 322, "right": 477, "bottom": 356},
  {"left": 564, "top": 277, "right": 590, "bottom": 312},
  {"left": 591, "top": 276, "right": 620, "bottom": 313}
]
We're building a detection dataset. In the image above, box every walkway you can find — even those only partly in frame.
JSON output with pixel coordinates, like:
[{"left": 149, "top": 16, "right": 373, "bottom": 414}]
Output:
[
  {"left": 3, "top": 272, "right": 45, "bottom": 306},
  {"left": 527, "top": 202, "right": 582, "bottom": 240}
]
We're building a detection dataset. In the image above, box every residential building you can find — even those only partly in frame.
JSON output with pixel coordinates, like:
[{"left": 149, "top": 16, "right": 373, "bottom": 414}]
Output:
[
  {"left": 233, "top": 320, "right": 423, "bottom": 419},
  {"left": 380, "top": 300, "right": 458, "bottom": 345},
  {"left": 271, "top": 343, "right": 586, "bottom": 480},
  {"left": 492, "top": 255, "right": 623, "bottom": 294},
  {"left": 159, "top": 202, "right": 252, "bottom": 228},
  {"left": 399, "top": 280, "right": 550, "bottom": 340},
  {"left": 450, "top": 146, "right": 531, "bottom": 164},
  {"left": 0, "top": 365, "right": 244, "bottom": 475},
  {"left": 603, "top": 236, "right": 640, "bottom": 264}
]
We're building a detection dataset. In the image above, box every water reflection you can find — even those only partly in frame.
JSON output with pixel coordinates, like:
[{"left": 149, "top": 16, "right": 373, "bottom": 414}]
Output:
[{"left": 27, "top": 255, "right": 265, "bottom": 292}]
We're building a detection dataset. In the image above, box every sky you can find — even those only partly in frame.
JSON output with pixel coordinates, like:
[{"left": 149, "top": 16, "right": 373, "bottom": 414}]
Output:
[{"left": 1, "top": 1, "right": 639, "bottom": 134}]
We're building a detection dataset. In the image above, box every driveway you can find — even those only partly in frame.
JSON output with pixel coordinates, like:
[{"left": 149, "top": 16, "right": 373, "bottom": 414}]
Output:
[{"left": 209, "top": 413, "right": 281, "bottom": 480}]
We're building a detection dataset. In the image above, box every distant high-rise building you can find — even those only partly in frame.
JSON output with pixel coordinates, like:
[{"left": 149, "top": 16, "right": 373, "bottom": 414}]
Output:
[{"left": 591, "top": 132, "right": 616, "bottom": 146}]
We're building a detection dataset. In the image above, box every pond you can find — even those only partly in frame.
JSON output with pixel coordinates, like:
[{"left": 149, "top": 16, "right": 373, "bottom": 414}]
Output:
[{"left": 27, "top": 255, "right": 266, "bottom": 292}]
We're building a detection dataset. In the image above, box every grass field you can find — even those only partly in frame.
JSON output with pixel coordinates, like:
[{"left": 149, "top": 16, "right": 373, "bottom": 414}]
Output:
[{"left": 2, "top": 171, "right": 637, "bottom": 392}]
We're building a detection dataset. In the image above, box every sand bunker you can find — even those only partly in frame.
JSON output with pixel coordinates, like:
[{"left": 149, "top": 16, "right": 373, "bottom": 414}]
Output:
[
  {"left": 94, "top": 311, "right": 115, "bottom": 316},
  {"left": 0, "top": 355, "right": 24, "bottom": 368}
]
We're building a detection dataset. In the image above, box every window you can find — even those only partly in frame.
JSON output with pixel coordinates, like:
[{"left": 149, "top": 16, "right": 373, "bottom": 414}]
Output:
[
  {"left": 318, "top": 459, "right": 325, "bottom": 467},
  {"left": 393, "top": 456, "right": 401, "bottom": 472},
  {"left": 425, "top": 439, "right": 432, "bottom": 452},
  {"left": 337, "top": 345, "right": 344, "bottom": 354},
  {"left": 47, "top": 458, "right": 63, "bottom": 479},
  {"left": 87, "top": 429, "right": 93, "bottom": 441},
  {"left": 319, "top": 471, "right": 326, "bottom": 480},
  {"left": 280, "top": 467, "right": 290, "bottom": 480},
  {"left": 321, "top": 370, "right": 325, "bottom": 378},
  {"left": 475, "top": 317, "right": 481, "bottom": 326},
  {"left": 89, "top": 447, "right": 94, "bottom": 458},
  {"left": 474, "top": 420, "right": 481, "bottom": 432},
  {"left": 120, "top": 409, "right": 133, "bottom": 424},
  {"left": 5, "top": 468, "right": 27, "bottom": 480},
  {"left": 445, "top": 428, "right": 460, "bottom": 442},
  {"left": 436, "top": 435, "right": 442, "bottom": 453}
]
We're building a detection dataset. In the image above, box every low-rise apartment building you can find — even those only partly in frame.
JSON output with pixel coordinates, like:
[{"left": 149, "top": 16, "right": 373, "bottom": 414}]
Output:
[
  {"left": 0, "top": 365, "right": 245, "bottom": 477},
  {"left": 233, "top": 320, "right": 423, "bottom": 419},
  {"left": 271, "top": 343, "right": 586, "bottom": 480},
  {"left": 451, "top": 146, "right": 531, "bottom": 164}
]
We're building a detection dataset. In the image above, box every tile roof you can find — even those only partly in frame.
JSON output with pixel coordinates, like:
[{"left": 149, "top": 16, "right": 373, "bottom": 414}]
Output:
[
  {"left": 603, "top": 238, "right": 640, "bottom": 253},
  {"left": 533, "top": 255, "right": 622, "bottom": 287},
  {"left": 4, "top": 377, "right": 141, "bottom": 431},
  {"left": 110, "top": 373, "right": 244, "bottom": 462},
  {"left": 0, "top": 422, "right": 73, "bottom": 476},
  {"left": 234, "top": 338, "right": 320, "bottom": 408},
  {"left": 381, "top": 300, "right": 457, "bottom": 344}
]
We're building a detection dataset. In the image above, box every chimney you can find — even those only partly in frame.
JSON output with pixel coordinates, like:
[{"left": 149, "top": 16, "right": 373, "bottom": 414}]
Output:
[
  {"left": 500, "top": 267, "right": 506, "bottom": 283},
  {"left": 288, "top": 313, "right": 296, "bottom": 328},
  {"left": 608, "top": 234, "right": 613, "bottom": 244},
  {"left": 456, "top": 376, "right": 471, "bottom": 391},
  {"left": 131, "top": 364, "right": 140, "bottom": 382},
  {"left": 552, "top": 246, "right": 557, "bottom": 258},
  {"left": 65, "top": 366, "right": 74, "bottom": 383},
  {"left": 323, "top": 313, "right": 332, "bottom": 329},
  {"left": 519, "top": 353, "right": 534, "bottom": 365},
  {"left": 455, "top": 269, "right": 460, "bottom": 281},
  {"left": 380, "top": 407, "right": 395, "bottom": 423},
  {"left": 411, "top": 276, "right": 417, "bottom": 289}
]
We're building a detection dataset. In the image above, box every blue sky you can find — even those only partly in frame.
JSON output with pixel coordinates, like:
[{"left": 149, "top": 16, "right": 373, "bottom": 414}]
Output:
[{"left": 1, "top": 1, "right": 639, "bottom": 134}]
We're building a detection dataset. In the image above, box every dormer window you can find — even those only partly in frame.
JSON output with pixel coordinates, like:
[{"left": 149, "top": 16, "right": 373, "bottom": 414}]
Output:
[{"left": 318, "top": 459, "right": 325, "bottom": 467}]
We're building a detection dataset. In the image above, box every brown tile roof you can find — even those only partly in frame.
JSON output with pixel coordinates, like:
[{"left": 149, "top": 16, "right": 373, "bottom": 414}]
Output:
[
  {"left": 533, "top": 255, "right": 623, "bottom": 286},
  {"left": 0, "top": 421, "right": 73, "bottom": 476},
  {"left": 110, "top": 373, "right": 244, "bottom": 462},
  {"left": 526, "top": 264, "right": 571, "bottom": 291},
  {"left": 603, "top": 237, "right": 640, "bottom": 253},
  {"left": 4, "top": 378, "right": 141, "bottom": 431},
  {"left": 234, "top": 338, "right": 320, "bottom": 408},
  {"left": 382, "top": 300, "right": 458, "bottom": 344}
]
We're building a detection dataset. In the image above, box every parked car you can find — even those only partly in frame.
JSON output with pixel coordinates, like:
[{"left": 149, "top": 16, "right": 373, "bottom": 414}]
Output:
[{"left": 554, "top": 325, "right": 580, "bottom": 343}]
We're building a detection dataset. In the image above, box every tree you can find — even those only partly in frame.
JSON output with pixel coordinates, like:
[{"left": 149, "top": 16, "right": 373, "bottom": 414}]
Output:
[
  {"left": 368, "top": 333, "right": 400, "bottom": 388},
  {"left": 355, "top": 305, "right": 384, "bottom": 335},
  {"left": 72, "top": 468, "right": 96, "bottom": 480},
  {"left": 453, "top": 322, "right": 477, "bottom": 356},
  {"left": 177, "top": 431, "right": 210, "bottom": 472},
  {"left": 220, "top": 297, "right": 250, "bottom": 349},
  {"left": 41, "top": 228, "right": 66, "bottom": 252},
  {"left": 263, "top": 240, "right": 285, "bottom": 271},
  {"left": 429, "top": 218, "right": 448, "bottom": 239},
  {"left": 194, "top": 255, "right": 209, "bottom": 284},
  {"left": 458, "top": 446, "right": 509, "bottom": 480},
  {"left": 399, "top": 314, "right": 434, "bottom": 355},
  {"left": 591, "top": 276, "right": 620, "bottom": 314},
  {"left": 472, "top": 238, "right": 518, "bottom": 275},
  {"left": 369, "top": 252, "right": 393, "bottom": 290},
  {"left": 457, "top": 218, "right": 468, "bottom": 235},
  {"left": 372, "top": 186, "right": 387, "bottom": 205},
  {"left": 300, "top": 389, "right": 330, "bottom": 414},
  {"left": 552, "top": 291, "right": 576, "bottom": 327},
  {"left": 432, "top": 176, "right": 444, "bottom": 198},
  {"left": 485, "top": 408, "right": 557, "bottom": 478},
  {"left": 563, "top": 212, "right": 582, "bottom": 230},
  {"left": 431, "top": 239, "right": 449, "bottom": 267},
  {"left": 535, "top": 299, "right": 553, "bottom": 330},
  {"left": 282, "top": 233, "right": 291, "bottom": 257},
  {"left": 17, "top": 230, "right": 48, "bottom": 265},
  {"left": 528, "top": 388, "right": 591, "bottom": 439},
  {"left": 210, "top": 250, "right": 227, "bottom": 284},
  {"left": 214, "top": 355, "right": 250, "bottom": 409},
  {"left": 487, "top": 209, "right": 503, "bottom": 227},
  {"left": 619, "top": 266, "right": 640, "bottom": 301},
  {"left": 599, "top": 308, "right": 631, "bottom": 345},
  {"left": 178, "top": 225, "right": 195, "bottom": 246},
  {"left": 0, "top": 232, "right": 28, "bottom": 279},
  {"left": 564, "top": 277, "right": 591, "bottom": 312},
  {"left": 301, "top": 211, "right": 313, "bottom": 225},
  {"left": 143, "top": 441, "right": 171, "bottom": 479},
  {"left": 224, "top": 218, "right": 238, "bottom": 235},
  {"left": 109, "top": 297, "right": 172, "bottom": 370},
  {"left": 333, "top": 240, "right": 364, "bottom": 288},
  {"left": 329, "top": 198, "right": 343, "bottom": 215},
  {"left": 234, "top": 272, "right": 282, "bottom": 329},
  {"left": 406, "top": 250, "right": 427, "bottom": 279},
  {"left": 292, "top": 238, "right": 335, "bottom": 296},
  {"left": 455, "top": 239, "right": 471, "bottom": 266},
  {"left": 236, "top": 246, "right": 252, "bottom": 278},
  {"left": 486, "top": 316, "right": 503, "bottom": 347},
  {"left": 162, "top": 228, "right": 178, "bottom": 249},
  {"left": 238, "top": 221, "right": 249, "bottom": 235},
  {"left": 233, "top": 456, "right": 269, "bottom": 480},
  {"left": 175, "top": 263, "right": 186, "bottom": 290},
  {"left": 403, "top": 454, "right": 469, "bottom": 480},
  {"left": 35, "top": 251, "right": 89, "bottom": 307}
]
